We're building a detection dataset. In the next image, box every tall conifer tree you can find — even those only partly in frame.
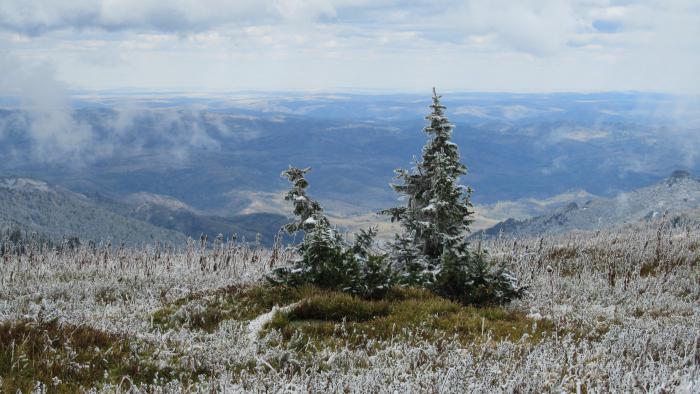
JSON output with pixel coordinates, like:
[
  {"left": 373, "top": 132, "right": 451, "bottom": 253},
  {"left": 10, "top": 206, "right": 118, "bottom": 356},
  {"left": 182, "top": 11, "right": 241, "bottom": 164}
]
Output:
[
  {"left": 384, "top": 88, "right": 525, "bottom": 304},
  {"left": 383, "top": 88, "right": 474, "bottom": 280}
]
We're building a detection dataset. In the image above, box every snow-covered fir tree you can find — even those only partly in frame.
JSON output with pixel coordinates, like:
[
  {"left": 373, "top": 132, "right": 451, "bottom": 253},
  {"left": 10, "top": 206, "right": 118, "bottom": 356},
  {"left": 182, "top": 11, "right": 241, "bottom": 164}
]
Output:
[
  {"left": 275, "top": 166, "right": 345, "bottom": 284},
  {"left": 383, "top": 88, "right": 524, "bottom": 304},
  {"left": 281, "top": 166, "right": 329, "bottom": 234},
  {"left": 383, "top": 87, "right": 474, "bottom": 278}
]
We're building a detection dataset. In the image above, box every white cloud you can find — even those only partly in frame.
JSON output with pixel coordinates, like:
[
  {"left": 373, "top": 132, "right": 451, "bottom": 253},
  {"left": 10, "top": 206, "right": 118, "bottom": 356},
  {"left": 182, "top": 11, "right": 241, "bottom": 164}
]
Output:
[
  {"left": 0, "top": 53, "right": 99, "bottom": 163},
  {"left": 457, "top": 0, "right": 581, "bottom": 55},
  {"left": 0, "top": 0, "right": 337, "bottom": 34},
  {"left": 0, "top": 0, "right": 697, "bottom": 93},
  {"left": 0, "top": 49, "right": 224, "bottom": 165}
]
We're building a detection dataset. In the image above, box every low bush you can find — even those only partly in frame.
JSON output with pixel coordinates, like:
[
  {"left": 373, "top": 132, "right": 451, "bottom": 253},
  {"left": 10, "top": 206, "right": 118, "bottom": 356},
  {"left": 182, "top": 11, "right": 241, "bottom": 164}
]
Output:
[
  {"left": 268, "top": 166, "right": 525, "bottom": 306},
  {"left": 433, "top": 251, "right": 527, "bottom": 306}
]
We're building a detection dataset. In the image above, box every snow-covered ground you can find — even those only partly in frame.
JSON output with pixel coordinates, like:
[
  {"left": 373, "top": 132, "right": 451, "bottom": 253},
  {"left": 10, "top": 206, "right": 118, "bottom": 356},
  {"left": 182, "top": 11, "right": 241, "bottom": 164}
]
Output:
[{"left": 1, "top": 220, "right": 699, "bottom": 392}]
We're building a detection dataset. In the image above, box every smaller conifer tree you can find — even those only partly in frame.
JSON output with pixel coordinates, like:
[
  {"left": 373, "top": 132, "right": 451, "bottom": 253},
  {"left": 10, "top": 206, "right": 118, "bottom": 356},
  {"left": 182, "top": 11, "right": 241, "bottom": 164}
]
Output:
[
  {"left": 268, "top": 167, "right": 393, "bottom": 298},
  {"left": 281, "top": 167, "right": 329, "bottom": 234}
]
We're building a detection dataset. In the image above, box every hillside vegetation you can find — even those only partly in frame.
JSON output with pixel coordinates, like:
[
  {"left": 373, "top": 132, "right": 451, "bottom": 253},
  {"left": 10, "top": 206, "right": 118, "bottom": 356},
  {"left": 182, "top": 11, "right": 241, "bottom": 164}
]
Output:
[
  {"left": 0, "top": 177, "right": 287, "bottom": 246},
  {"left": 0, "top": 177, "right": 187, "bottom": 246}
]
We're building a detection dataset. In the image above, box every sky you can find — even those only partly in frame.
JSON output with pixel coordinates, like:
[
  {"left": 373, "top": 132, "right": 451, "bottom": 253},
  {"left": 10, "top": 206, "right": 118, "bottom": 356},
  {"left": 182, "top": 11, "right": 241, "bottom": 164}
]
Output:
[{"left": 0, "top": 0, "right": 698, "bottom": 93}]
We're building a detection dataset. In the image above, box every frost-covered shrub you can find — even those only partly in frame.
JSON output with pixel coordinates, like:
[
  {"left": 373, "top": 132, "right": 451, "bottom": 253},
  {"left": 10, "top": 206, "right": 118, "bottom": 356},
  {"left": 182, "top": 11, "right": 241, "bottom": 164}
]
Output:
[
  {"left": 268, "top": 167, "right": 394, "bottom": 298},
  {"left": 271, "top": 90, "right": 527, "bottom": 306},
  {"left": 432, "top": 250, "right": 526, "bottom": 305}
]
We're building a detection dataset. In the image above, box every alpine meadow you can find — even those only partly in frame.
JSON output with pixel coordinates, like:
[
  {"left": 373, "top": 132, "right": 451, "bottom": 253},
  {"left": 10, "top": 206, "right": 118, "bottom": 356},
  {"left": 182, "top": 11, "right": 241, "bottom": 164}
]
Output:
[{"left": 1, "top": 1, "right": 699, "bottom": 393}]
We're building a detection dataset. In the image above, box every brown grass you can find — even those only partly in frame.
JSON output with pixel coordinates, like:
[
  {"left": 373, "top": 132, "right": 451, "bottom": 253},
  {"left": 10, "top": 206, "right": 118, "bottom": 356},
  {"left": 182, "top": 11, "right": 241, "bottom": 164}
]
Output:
[{"left": 0, "top": 319, "right": 196, "bottom": 393}]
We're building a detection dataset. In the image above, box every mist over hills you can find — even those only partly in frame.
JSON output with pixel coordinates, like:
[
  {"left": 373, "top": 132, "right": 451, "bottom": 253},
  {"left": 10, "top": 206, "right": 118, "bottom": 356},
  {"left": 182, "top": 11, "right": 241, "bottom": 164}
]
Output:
[
  {"left": 114, "top": 192, "right": 287, "bottom": 245},
  {"left": 474, "top": 170, "right": 700, "bottom": 238},
  {"left": 0, "top": 91, "right": 699, "bottom": 244},
  {"left": 1, "top": 92, "right": 698, "bottom": 219}
]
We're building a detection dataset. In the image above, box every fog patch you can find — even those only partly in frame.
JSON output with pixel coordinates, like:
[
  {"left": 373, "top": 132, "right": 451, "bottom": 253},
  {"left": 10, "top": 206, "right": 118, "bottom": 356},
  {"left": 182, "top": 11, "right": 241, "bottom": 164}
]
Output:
[
  {"left": 549, "top": 128, "right": 610, "bottom": 143},
  {"left": 0, "top": 54, "right": 100, "bottom": 166},
  {"left": 0, "top": 54, "right": 228, "bottom": 167}
]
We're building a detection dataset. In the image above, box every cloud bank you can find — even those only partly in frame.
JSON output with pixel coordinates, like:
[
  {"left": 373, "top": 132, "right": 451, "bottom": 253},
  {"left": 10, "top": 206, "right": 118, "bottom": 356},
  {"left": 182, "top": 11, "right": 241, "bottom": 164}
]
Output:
[
  {"left": 0, "top": 51, "right": 228, "bottom": 166},
  {"left": 0, "top": 53, "right": 99, "bottom": 164},
  {"left": 0, "top": 1, "right": 336, "bottom": 35},
  {"left": 0, "top": 0, "right": 697, "bottom": 93}
]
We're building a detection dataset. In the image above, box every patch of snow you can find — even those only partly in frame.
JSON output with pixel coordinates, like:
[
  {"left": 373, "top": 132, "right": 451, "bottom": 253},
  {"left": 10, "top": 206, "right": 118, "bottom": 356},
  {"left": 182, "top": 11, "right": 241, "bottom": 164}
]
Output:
[
  {"left": 124, "top": 192, "right": 193, "bottom": 211},
  {"left": 552, "top": 304, "right": 573, "bottom": 315},
  {"left": 677, "top": 366, "right": 700, "bottom": 393},
  {"left": 526, "top": 312, "right": 543, "bottom": 321},
  {"left": 247, "top": 302, "right": 300, "bottom": 345},
  {"left": 0, "top": 178, "right": 50, "bottom": 192}
]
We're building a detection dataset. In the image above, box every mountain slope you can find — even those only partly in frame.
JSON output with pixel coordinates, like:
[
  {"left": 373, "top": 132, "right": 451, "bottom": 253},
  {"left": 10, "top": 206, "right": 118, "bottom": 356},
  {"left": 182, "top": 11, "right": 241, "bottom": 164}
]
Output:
[
  {"left": 474, "top": 171, "right": 700, "bottom": 238},
  {"left": 120, "top": 192, "right": 288, "bottom": 245},
  {"left": 0, "top": 177, "right": 187, "bottom": 245},
  {"left": 0, "top": 178, "right": 289, "bottom": 246}
]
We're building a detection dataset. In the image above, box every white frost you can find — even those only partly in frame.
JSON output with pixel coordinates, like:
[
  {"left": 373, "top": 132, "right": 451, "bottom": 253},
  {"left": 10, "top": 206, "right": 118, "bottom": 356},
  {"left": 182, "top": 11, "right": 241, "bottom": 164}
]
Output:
[{"left": 247, "top": 302, "right": 300, "bottom": 345}]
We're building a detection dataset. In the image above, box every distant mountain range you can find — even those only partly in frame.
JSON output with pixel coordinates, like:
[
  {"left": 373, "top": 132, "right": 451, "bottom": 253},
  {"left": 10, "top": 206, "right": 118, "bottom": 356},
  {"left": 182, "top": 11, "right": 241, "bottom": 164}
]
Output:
[
  {"left": 471, "top": 189, "right": 598, "bottom": 230},
  {"left": 1, "top": 92, "right": 698, "bottom": 220},
  {"left": 1, "top": 92, "right": 698, "bottom": 244},
  {"left": 3, "top": 170, "right": 698, "bottom": 246},
  {"left": 0, "top": 177, "right": 287, "bottom": 246},
  {"left": 473, "top": 170, "right": 700, "bottom": 238}
]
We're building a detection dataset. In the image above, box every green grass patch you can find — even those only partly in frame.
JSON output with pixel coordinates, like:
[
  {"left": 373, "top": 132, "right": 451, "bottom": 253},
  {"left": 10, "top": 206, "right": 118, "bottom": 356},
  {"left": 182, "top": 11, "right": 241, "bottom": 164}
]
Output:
[
  {"left": 291, "top": 292, "right": 391, "bottom": 321},
  {"left": 263, "top": 286, "right": 556, "bottom": 349},
  {"left": 152, "top": 283, "right": 559, "bottom": 356},
  {"left": 94, "top": 285, "right": 131, "bottom": 304},
  {"left": 152, "top": 284, "right": 308, "bottom": 332},
  {"left": 0, "top": 319, "right": 195, "bottom": 393}
]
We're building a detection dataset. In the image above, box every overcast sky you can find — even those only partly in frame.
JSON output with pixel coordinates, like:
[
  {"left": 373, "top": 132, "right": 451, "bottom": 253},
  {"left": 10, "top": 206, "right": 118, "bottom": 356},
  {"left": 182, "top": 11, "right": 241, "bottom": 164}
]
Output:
[{"left": 0, "top": 0, "right": 698, "bottom": 93}]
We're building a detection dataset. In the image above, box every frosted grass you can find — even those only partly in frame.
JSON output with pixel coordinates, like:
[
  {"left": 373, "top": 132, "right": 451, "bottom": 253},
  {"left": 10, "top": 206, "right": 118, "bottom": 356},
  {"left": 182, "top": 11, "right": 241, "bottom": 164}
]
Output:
[{"left": 1, "top": 220, "right": 699, "bottom": 392}]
